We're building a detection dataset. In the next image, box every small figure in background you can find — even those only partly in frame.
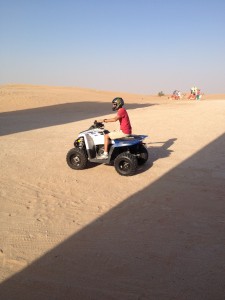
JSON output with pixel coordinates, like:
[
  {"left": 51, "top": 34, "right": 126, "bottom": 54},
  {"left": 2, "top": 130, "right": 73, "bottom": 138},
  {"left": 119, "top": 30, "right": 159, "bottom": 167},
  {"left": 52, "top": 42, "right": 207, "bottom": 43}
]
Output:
[
  {"left": 196, "top": 89, "right": 201, "bottom": 100},
  {"left": 170, "top": 90, "right": 181, "bottom": 100},
  {"left": 188, "top": 86, "right": 197, "bottom": 100}
]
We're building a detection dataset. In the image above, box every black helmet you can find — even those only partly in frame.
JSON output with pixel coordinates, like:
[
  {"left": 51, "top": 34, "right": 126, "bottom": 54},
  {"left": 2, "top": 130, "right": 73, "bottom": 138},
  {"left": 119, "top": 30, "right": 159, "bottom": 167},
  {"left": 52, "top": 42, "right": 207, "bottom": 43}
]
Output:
[{"left": 112, "top": 97, "right": 124, "bottom": 111}]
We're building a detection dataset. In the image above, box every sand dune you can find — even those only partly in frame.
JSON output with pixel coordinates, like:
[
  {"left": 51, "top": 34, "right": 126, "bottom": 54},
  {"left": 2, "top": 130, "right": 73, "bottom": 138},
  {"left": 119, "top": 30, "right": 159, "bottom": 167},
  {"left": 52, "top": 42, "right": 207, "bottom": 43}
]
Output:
[{"left": 0, "top": 85, "right": 225, "bottom": 299}]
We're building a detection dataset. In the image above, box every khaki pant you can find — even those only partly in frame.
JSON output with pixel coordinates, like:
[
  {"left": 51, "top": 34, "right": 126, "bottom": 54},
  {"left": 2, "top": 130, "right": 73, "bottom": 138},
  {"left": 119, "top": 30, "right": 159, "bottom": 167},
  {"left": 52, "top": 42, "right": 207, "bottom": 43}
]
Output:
[{"left": 108, "top": 130, "right": 129, "bottom": 139}]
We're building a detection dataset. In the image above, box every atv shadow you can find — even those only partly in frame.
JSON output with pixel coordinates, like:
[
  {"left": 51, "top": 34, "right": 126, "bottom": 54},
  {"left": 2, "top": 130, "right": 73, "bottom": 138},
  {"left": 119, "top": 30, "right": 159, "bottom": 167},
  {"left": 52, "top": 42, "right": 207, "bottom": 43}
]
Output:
[
  {"left": 148, "top": 138, "right": 177, "bottom": 163},
  {"left": 136, "top": 138, "right": 177, "bottom": 175},
  {"left": 86, "top": 162, "right": 101, "bottom": 169}
]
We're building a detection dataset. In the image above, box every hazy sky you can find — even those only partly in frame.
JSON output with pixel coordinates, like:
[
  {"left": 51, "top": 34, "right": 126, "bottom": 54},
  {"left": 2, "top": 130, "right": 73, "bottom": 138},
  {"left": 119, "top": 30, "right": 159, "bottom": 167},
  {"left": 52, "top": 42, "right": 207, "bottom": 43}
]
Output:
[{"left": 1, "top": 0, "right": 225, "bottom": 94}]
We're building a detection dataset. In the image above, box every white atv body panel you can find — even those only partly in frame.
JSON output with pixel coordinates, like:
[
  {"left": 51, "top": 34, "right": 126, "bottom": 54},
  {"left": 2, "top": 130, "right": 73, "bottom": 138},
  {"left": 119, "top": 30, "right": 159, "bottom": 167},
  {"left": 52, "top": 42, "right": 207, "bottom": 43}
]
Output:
[{"left": 78, "top": 129, "right": 114, "bottom": 150}]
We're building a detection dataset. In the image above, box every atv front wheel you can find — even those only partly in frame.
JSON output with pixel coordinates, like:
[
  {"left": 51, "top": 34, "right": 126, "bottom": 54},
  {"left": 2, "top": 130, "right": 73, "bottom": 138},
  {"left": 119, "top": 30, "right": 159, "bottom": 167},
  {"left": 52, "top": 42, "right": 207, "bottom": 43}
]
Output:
[
  {"left": 66, "top": 148, "right": 88, "bottom": 170},
  {"left": 114, "top": 152, "right": 138, "bottom": 176}
]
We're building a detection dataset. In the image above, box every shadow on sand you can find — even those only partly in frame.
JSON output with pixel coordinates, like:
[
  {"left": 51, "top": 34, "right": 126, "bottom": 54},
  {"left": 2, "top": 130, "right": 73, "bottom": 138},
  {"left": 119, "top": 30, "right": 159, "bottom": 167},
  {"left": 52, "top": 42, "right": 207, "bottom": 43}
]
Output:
[
  {"left": 0, "top": 102, "right": 154, "bottom": 136},
  {"left": 1, "top": 134, "right": 225, "bottom": 299},
  {"left": 136, "top": 138, "right": 178, "bottom": 174}
]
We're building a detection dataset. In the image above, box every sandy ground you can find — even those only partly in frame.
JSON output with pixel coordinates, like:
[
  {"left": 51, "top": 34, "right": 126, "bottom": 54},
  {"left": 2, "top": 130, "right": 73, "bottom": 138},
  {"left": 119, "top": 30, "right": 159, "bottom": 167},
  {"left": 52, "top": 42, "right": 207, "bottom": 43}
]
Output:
[{"left": 0, "top": 84, "right": 225, "bottom": 300}]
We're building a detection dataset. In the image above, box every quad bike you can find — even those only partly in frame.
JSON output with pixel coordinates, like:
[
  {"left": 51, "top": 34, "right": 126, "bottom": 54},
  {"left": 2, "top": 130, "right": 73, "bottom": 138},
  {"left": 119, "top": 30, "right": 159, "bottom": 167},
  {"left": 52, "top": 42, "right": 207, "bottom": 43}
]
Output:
[{"left": 66, "top": 121, "right": 148, "bottom": 176}]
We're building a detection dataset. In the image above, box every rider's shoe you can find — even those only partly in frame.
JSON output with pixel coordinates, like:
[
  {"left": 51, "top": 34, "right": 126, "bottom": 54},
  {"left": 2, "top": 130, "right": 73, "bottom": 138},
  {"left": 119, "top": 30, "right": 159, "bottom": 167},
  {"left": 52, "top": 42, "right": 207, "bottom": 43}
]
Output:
[{"left": 99, "top": 153, "right": 108, "bottom": 159}]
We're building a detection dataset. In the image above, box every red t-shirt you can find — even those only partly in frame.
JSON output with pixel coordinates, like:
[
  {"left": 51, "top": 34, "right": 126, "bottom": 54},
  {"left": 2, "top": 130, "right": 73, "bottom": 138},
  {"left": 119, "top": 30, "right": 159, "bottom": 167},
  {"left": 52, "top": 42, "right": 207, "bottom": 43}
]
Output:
[{"left": 117, "top": 107, "right": 132, "bottom": 134}]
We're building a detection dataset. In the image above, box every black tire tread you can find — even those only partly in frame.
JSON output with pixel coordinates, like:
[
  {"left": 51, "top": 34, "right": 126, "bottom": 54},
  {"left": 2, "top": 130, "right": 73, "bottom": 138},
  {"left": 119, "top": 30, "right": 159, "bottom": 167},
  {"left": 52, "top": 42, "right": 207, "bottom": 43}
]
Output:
[
  {"left": 66, "top": 148, "right": 88, "bottom": 170},
  {"left": 114, "top": 152, "right": 137, "bottom": 176}
]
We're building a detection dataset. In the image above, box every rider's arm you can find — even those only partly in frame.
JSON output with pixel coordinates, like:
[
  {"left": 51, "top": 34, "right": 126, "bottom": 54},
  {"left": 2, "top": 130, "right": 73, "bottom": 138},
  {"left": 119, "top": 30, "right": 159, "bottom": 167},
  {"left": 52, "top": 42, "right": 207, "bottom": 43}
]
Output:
[
  {"left": 104, "top": 116, "right": 120, "bottom": 123},
  {"left": 97, "top": 116, "right": 120, "bottom": 123}
]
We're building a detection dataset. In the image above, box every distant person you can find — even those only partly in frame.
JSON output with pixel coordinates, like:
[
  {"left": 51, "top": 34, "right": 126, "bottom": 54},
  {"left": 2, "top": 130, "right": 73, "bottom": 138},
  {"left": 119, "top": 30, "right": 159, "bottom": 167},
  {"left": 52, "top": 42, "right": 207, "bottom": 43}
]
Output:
[
  {"left": 177, "top": 90, "right": 181, "bottom": 99},
  {"left": 188, "top": 86, "right": 197, "bottom": 100},
  {"left": 170, "top": 90, "right": 181, "bottom": 100},
  {"left": 196, "top": 89, "right": 201, "bottom": 100}
]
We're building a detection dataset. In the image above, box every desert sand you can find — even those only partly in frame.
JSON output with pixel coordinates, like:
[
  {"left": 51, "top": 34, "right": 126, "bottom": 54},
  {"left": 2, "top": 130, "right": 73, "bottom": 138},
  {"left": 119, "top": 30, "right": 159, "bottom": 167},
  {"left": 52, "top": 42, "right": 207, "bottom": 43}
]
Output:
[{"left": 0, "top": 84, "right": 225, "bottom": 299}]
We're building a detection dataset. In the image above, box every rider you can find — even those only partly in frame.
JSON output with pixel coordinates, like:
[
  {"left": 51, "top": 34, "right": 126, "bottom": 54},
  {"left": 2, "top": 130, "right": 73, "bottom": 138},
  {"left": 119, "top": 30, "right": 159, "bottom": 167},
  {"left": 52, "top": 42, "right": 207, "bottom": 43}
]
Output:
[{"left": 97, "top": 97, "right": 132, "bottom": 159}]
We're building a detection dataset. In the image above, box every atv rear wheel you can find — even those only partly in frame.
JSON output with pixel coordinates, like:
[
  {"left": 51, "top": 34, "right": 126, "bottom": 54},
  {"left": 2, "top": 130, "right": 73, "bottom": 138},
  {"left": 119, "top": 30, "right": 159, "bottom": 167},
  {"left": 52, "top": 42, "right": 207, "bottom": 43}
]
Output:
[
  {"left": 137, "top": 144, "right": 148, "bottom": 165},
  {"left": 66, "top": 148, "right": 88, "bottom": 170},
  {"left": 114, "top": 152, "right": 138, "bottom": 176}
]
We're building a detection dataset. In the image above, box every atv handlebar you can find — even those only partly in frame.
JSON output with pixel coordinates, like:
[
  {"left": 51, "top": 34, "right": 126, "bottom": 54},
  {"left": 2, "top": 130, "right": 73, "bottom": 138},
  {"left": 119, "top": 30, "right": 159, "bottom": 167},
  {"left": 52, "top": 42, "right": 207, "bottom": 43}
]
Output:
[
  {"left": 94, "top": 120, "right": 104, "bottom": 128},
  {"left": 87, "top": 121, "right": 104, "bottom": 130}
]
